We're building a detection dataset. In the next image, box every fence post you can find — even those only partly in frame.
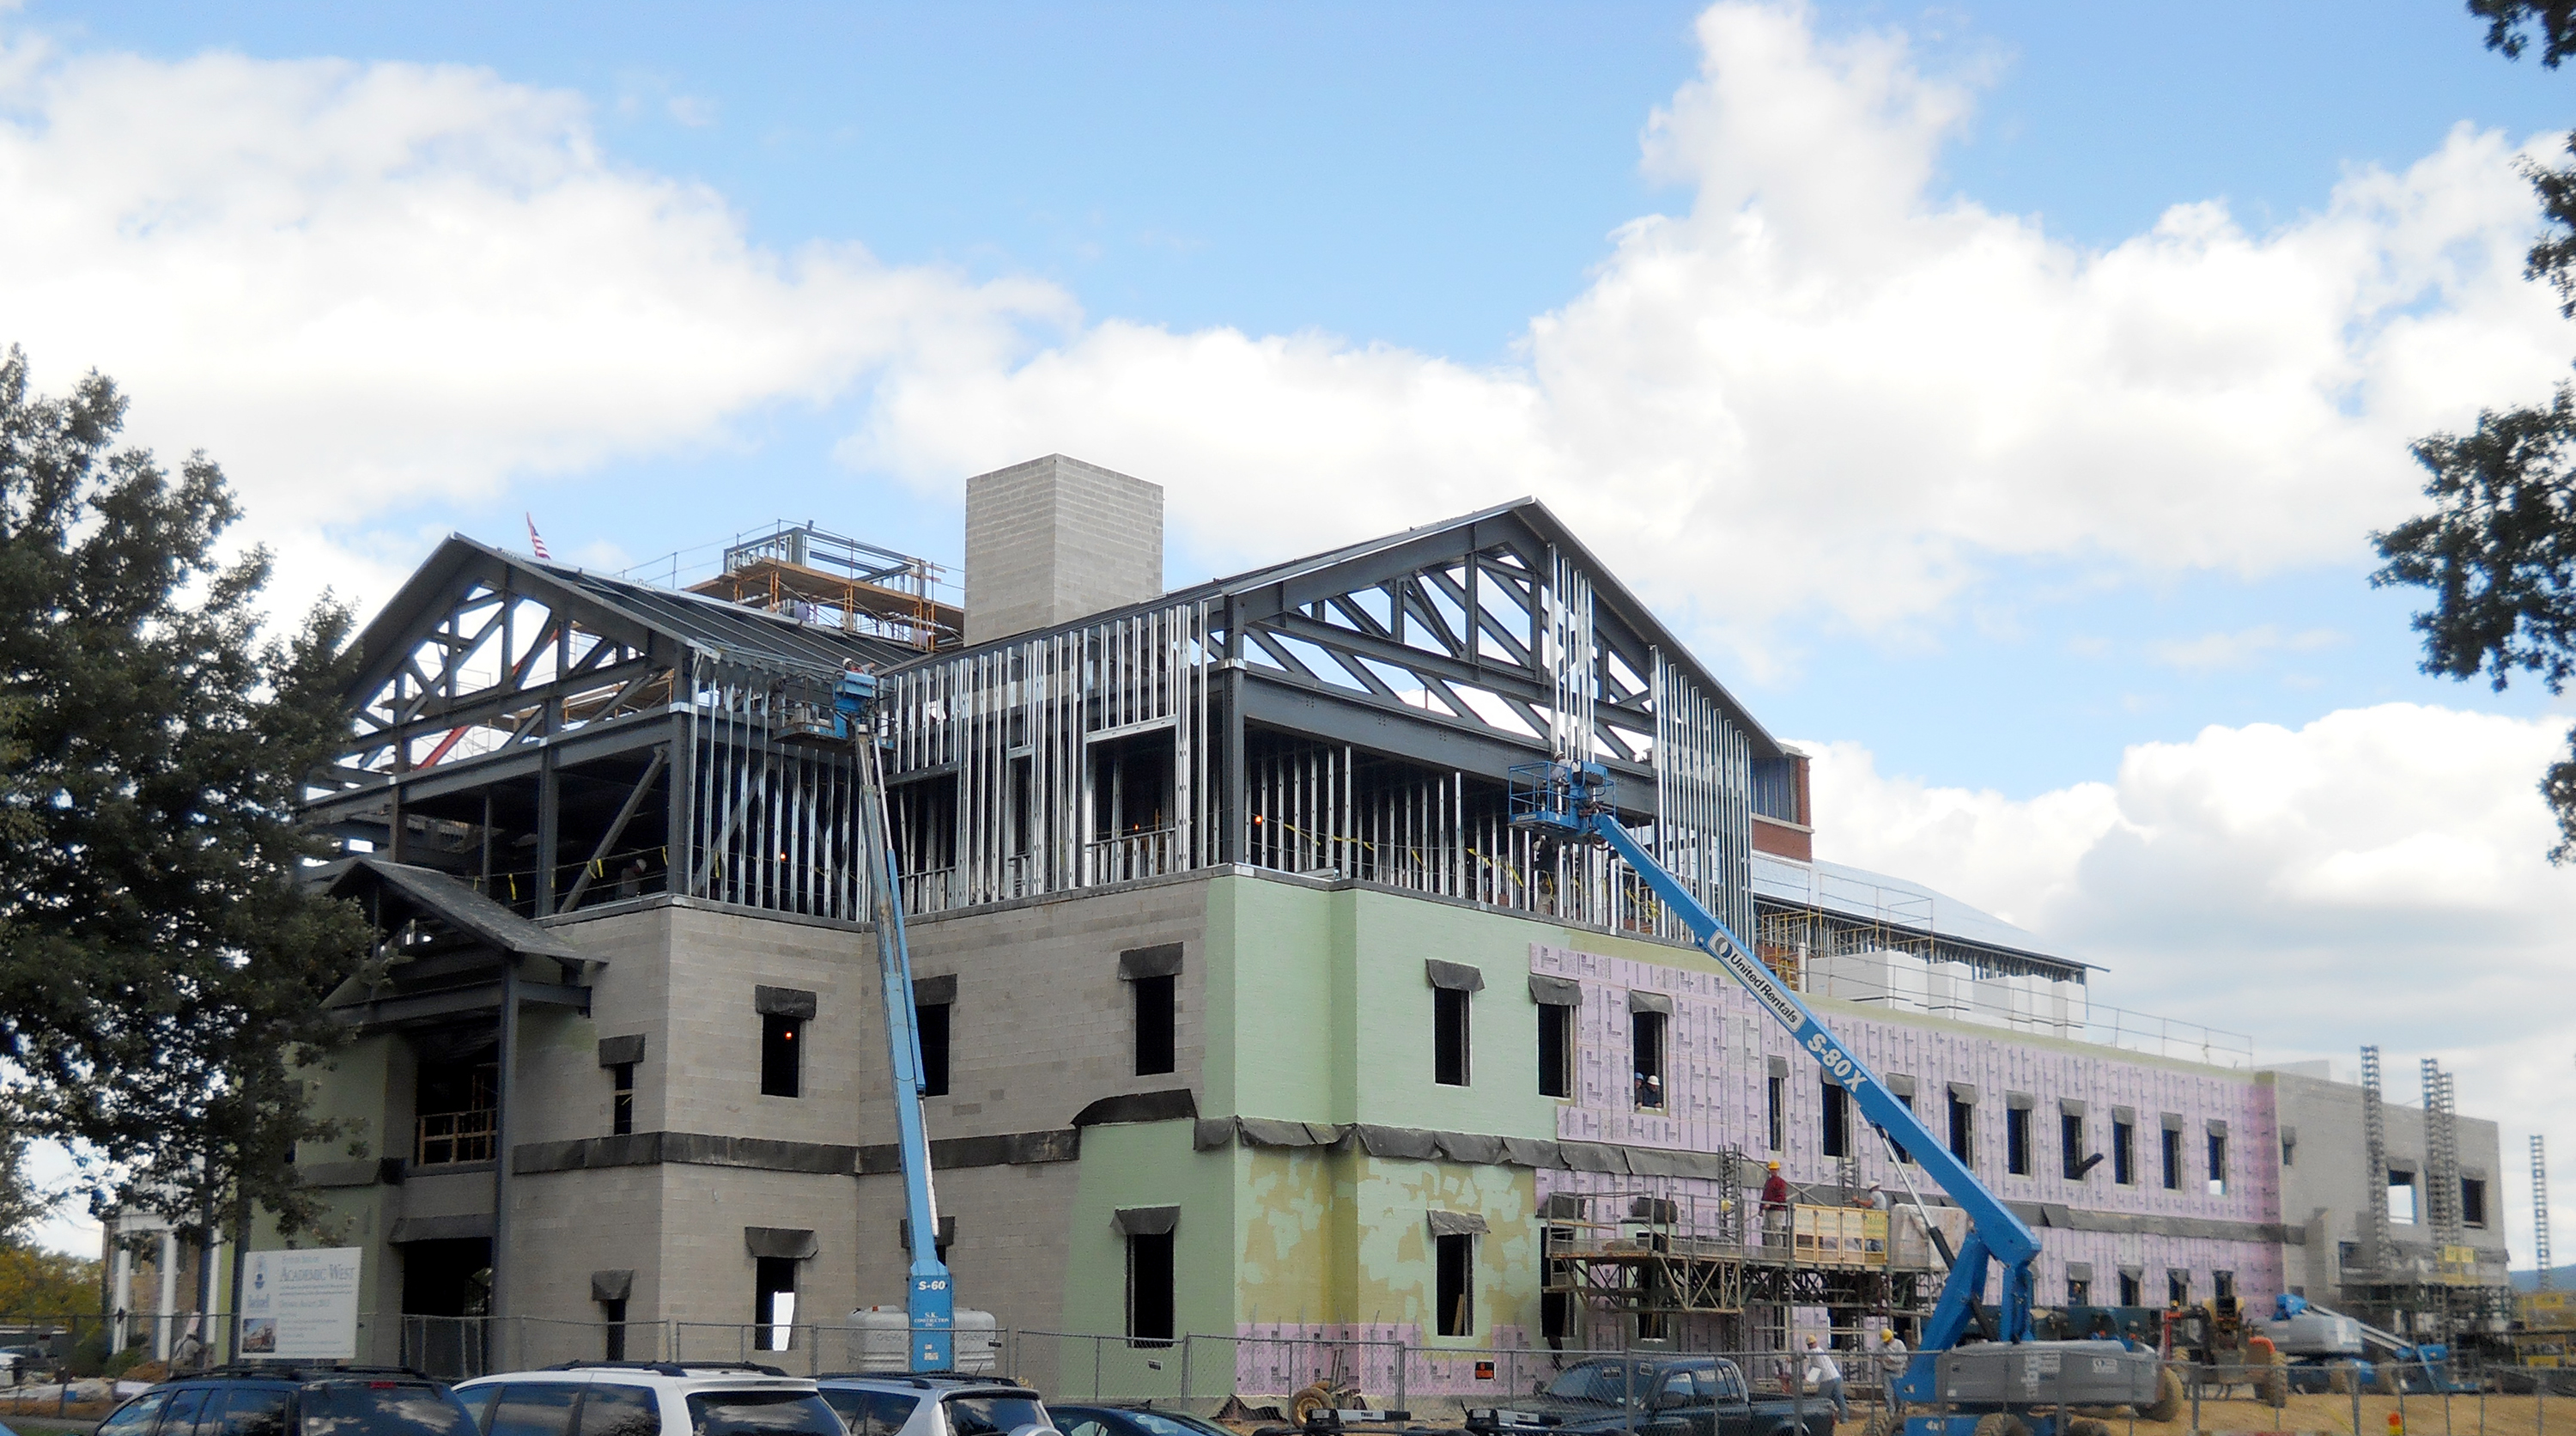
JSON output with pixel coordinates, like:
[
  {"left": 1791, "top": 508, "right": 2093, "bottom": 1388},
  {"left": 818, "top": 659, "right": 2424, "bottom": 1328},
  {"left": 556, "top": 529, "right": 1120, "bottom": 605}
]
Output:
[
  {"left": 2190, "top": 1362, "right": 2202, "bottom": 1434},
  {"left": 1180, "top": 1335, "right": 1193, "bottom": 1403},
  {"left": 2355, "top": 1365, "right": 2366, "bottom": 1436}
]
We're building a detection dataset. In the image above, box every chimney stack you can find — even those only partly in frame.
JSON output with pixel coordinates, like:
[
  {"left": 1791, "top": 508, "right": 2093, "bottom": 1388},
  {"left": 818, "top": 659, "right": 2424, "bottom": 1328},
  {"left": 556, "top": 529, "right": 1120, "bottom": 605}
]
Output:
[{"left": 963, "top": 454, "right": 1163, "bottom": 645}]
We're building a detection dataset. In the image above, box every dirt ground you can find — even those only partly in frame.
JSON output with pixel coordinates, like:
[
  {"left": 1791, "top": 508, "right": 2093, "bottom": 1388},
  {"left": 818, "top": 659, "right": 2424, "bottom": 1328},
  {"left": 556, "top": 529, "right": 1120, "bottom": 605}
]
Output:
[{"left": 1819, "top": 1394, "right": 2576, "bottom": 1436}]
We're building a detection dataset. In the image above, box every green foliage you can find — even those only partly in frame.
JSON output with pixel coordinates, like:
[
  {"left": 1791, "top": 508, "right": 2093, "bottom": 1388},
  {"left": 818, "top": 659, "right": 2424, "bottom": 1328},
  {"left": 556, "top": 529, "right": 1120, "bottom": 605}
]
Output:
[
  {"left": 2472, "top": 1, "right": 2576, "bottom": 68},
  {"left": 0, "top": 1244, "right": 101, "bottom": 1317},
  {"left": 2379, "top": 7, "right": 2576, "bottom": 860},
  {"left": 0, "top": 346, "right": 369, "bottom": 1235}
]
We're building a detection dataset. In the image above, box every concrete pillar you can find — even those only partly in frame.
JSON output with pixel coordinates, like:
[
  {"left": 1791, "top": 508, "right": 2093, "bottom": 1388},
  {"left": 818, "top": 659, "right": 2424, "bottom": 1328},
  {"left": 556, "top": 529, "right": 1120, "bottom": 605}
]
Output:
[{"left": 154, "top": 1229, "right": 178, "bottom": 1360}]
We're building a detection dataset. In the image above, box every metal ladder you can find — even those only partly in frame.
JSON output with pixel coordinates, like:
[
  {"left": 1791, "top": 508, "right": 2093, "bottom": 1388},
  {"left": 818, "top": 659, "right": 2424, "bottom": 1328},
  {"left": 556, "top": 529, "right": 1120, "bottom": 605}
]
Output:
[
  {"left": 2422, "top": 1058, "right": 2464, "bottom": 1249},
  {"left": 2361, "top": 1046, "right": 2392, "bottom": 1269},
  {"left": 2537, "top": 1135, "right": 2554, "bottom": 1290}
]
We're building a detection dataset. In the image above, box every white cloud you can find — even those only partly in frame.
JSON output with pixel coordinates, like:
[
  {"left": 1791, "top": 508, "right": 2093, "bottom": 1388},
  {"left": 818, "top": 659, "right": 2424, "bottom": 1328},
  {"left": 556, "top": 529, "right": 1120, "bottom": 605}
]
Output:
[
  {"left": 0, "top": 34, "right": 1070, "bottom": 615},
  {"left": 2148, "top": 624, "right": 2343, "bottom": 672},
  {"left": 3, "top": 2, "right": 2568, "bottom": 654},
  {"left": 1809, "top": 703, "right": 2576, "bottom": 1261},
  {"left": 848, "top": 2, "right": 2571, "bottom": 666}
]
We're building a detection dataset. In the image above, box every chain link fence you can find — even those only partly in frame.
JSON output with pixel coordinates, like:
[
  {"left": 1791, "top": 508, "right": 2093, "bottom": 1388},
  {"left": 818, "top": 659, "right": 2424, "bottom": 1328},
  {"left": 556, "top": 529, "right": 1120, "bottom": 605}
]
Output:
[{"left": 17, "top": 1308, "right": 2576, "bottom": 1434}]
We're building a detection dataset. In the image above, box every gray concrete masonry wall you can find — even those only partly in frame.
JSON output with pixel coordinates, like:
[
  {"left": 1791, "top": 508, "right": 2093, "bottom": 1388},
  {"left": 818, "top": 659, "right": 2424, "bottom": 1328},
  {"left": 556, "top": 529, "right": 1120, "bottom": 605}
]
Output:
[
  {"left": 963, "top": 454, "right": 1163, "bottom": 645},
  {"left": 2269, "top": 1068, "right": 2507, "bottom": 1296}
]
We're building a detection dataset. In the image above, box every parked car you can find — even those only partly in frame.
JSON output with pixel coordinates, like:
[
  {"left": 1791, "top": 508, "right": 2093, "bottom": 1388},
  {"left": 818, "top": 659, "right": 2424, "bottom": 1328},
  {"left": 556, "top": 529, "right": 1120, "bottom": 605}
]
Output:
[
  {"left": 1464, "top": 1356, "right": 1838, "bottom": 1436},
  {"left": 813, "top": 1372, "right": 1060, "bottom": 1436},
  {"left": 452, "top": 1361, "right": 844, "bottom": 1436},
  {"left": 96, "top": 1364, "right": 479, "bottom": 1436},
  {"left": 1048, "top": 1403, "right": 1236, "bottom": 1436}
]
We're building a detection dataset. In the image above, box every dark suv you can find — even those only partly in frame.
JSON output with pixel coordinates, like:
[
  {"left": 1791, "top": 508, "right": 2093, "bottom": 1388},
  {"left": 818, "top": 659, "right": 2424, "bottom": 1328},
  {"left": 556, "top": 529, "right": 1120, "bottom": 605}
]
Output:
[{"left": 98, "top": 1366, "right": 480, "bottom": 1436}]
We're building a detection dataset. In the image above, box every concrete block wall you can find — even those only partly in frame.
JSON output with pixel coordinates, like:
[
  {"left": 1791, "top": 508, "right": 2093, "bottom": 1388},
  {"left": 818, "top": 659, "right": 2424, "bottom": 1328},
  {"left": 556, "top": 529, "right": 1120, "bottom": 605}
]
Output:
[
  {"left": 901, "top": 876, "right": 1209, "bottom": 1141},
  {"left": 963, "top": 454, "right": 1163, "bottom": 645},
  {"left": 2270, "top": 1068, "right": 2509, "bottom": 1276}
]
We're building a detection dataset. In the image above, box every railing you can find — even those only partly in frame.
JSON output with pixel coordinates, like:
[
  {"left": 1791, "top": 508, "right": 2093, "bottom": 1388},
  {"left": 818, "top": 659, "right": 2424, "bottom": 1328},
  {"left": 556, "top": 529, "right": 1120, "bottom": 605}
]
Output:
[
  {"left": 1088, "top": 824, "right": 1179, "bottom": 884},
  {"left": 416, "top": 1109, "right": 496, "bottom": 1165},
  {"left": 1796, "top": 959, "right": 2255, "bottom": 1069}
]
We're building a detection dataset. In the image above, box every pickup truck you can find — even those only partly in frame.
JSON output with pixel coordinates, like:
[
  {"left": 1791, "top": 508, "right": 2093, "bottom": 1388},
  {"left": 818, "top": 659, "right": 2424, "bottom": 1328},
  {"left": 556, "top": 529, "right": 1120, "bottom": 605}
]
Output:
[{"left": 1464, "top": 1356, "right": 1840, "bottom": 1436}]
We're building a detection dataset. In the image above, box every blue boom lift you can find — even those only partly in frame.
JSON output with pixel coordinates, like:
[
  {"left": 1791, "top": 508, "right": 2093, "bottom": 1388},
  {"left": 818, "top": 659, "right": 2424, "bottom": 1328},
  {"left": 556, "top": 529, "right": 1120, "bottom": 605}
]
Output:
[
  {"left": 1510, "top": 760, "right": 2164, "bottom": 1436},
  {"left": 828, "top": 667, "right": 955, "bottom": 1372}
]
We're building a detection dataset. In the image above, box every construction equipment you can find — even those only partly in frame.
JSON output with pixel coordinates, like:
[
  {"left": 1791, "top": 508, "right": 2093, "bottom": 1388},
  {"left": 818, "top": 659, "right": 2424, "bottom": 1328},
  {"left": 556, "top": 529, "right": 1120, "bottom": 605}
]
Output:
[
  {"left": 2269, "top": 1295, "right": 2470, "bottom": 1394},
  {"left": 811, "top": 667, "right": 957, "bottom": 1371},
  {"left": 1510, "top": 761, "right": 2161, "bottom": 1436}
]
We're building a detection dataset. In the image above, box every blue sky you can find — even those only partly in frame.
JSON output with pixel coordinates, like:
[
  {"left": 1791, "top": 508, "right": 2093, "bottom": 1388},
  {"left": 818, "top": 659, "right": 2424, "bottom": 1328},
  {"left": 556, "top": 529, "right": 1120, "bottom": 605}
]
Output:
[
  {"left": 8, "top": 1, "right": 2576, "bottom": 1259},
  {"left": 25, "top": 0, "right": 2571, "bottom": 791}
]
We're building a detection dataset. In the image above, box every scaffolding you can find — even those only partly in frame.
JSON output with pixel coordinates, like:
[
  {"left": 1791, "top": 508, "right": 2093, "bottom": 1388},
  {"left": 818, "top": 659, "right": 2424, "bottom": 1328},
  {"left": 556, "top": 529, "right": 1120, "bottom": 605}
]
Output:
[
  {"left": 687, "top": 522, "right": 961, "bottom": 651},
  {"left": 1543, "top": 1177, "right": 1944, "bottom": 1350}
]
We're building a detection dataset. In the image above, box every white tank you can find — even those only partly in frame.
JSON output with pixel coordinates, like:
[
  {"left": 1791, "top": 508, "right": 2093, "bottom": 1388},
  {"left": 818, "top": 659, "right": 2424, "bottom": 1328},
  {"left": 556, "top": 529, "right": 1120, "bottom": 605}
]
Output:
[{"left": 846, "top": 1306, "right": 1002, "bottom": 1373}]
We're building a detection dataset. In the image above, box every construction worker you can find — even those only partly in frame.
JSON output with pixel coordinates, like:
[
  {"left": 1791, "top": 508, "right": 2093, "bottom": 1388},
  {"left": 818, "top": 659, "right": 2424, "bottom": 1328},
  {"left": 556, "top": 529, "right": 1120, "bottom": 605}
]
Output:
[
  {"left": 1803, "top": 1336, "right": 1850, "bottom": 1422},
  {"left": 1761, "top": 1160, "right": 1790, "bottom": 1246}
]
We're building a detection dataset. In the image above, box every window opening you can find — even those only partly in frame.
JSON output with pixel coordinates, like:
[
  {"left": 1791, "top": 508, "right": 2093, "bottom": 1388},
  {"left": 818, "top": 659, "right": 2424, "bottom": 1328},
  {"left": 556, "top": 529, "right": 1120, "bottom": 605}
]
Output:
[
  {"left": 2464, "top": 1177, "right": 2488, "bottom": 1226},
  {"left": 2113, "top": 1120, "right": 2135, "bottom": 1185},
  {"left": 610, "top": 1063, "right": 635, "bottom": 1137},
  {"left": 1821, "top": 1080, "right": 1850, "bottom": 1159},
  {"left": 1134, "top": 974, "right": 1177, "bottom": 1077},
  {"left": 917, "top": 1000, "right": 951, "bottom": 1097},
  {"left": 600, "top": 1298, "right": 629, "bottom": 1361},
  {"left": 1127, "top": 1232, "right": 1176, "bottom": 1346},
  {"left": 2061, "top": 1114, "right": 2087, "bottom": 1179},
  {"left": 2118, "top": 1271, "right": 2142, "bottom": 1306},
  {"left": 2167, "top": 1269, "right": 2190, "bottom": 1306},
  {"left": 1891, "top": 1089, "right": 1917, "bottom": 1165},
  {"left": 2160, "top": 1127, "right": 2182, "bottom": 1190},
  {"left": 760, "top": 1014, "right": 802, "bottom": 1099},
  {"left": 1631, "top": 1011, "right": 1667, "bottom": 1110},
  {"left": 1767, "top": 1074, "right": 1785, "bottom": 1152},
  {"left": 2389, "top": 1171, "right": 2418, "bottom": 1224},
  {"left": 2007, "top": 1106, "right": 2031, "bottom": 1176},
  {"left": 755, "top": 1256, "right": 798, "bottom": 1351},
  {"left": 1538, "top": 1005, "right": 1572, "bottom": 1099},
  {"left": 2214, "top": 1270, "right": 2237, "bottom": 1302},
  {"left": 1434, "top": 987, "right": 1471, "bottom": 1087},
  {"left": 1436, "top": 1232, "right": 1475, "bottom": 1336},
  {"left": 2067, "top": 1276, "right": 2090, "bottom": 1306},
  {"left": 2207, "top": 1132, "right": 2228, "bottom": 1196},
  {"left": 1947, "top": 1094, "right": 1973, "bottom": 1165},
  {"left": 415, "top": 1055, "right": 499, "bottom": 1166}
]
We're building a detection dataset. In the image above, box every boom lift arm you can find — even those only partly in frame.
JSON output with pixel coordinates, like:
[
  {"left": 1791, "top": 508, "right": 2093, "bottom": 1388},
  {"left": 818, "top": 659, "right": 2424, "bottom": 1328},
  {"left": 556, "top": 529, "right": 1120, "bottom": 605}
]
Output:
[
  {"left": 836, "top": 669, "right": 955, "bottom": 1372},
  {"left": 1512, "top": 762, "right": 2044, "bottom": 1396}
]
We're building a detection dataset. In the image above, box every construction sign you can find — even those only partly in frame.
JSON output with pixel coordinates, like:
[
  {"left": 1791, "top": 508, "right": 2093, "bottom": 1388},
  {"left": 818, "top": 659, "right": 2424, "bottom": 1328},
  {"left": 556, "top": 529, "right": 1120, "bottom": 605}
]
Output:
[{"left": 240, "top": 1248, "right": 362, "bottom": 1360}]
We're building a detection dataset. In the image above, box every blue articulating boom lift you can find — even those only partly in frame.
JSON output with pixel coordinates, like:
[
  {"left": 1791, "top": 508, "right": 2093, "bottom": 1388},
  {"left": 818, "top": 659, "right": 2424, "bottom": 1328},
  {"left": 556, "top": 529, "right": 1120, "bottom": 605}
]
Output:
[
  {"left": 1510, "top": 761, "right": 2165, "bottom": 1436},
  {"left": 831, "top": 668, "right": 954, "bottom": 1372}
]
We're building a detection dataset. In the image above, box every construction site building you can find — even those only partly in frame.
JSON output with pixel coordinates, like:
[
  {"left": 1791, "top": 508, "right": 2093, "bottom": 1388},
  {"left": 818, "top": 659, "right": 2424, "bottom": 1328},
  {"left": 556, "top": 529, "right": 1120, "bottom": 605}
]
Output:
[{"left": 285, "top": 453, "right": 2505, "bottom": 1384}]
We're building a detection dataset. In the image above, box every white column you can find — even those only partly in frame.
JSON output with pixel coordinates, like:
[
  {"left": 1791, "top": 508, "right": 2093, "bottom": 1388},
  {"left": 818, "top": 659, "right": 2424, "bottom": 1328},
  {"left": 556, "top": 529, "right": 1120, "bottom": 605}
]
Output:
[
  {"left": 109, "top": 1229, "right": 133, "bottom": 1352},
  {"left": 155, "top": 1230, "right": 179, "bottom": 1360}
]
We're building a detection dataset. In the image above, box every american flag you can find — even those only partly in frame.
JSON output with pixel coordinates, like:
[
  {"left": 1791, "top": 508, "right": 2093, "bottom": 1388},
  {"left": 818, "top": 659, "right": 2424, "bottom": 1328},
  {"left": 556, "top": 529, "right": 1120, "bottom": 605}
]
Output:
[{"left": 526, "top": 514, "right": 551, "bottom": 560}]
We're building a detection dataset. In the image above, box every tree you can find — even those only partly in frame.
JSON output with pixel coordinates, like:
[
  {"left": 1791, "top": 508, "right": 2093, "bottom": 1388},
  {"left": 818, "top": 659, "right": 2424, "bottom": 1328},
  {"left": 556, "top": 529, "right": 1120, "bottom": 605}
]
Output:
[
  {"left": 0, "top": 345, "right": 368, "bottom": 1238},
  {"left": 2373, "top": 3, "right": 2576, "bottom": 861}
]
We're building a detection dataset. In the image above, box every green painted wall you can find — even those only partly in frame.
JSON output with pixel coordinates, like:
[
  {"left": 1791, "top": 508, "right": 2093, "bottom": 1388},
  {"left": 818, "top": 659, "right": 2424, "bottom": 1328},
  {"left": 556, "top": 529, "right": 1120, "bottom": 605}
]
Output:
[
  {"left": 1064, "top": 1120, "right": 1238, "bottom": 1333},
  {"left": 1194, "top": 873, "right": 1683, "bottom": 1336}
]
